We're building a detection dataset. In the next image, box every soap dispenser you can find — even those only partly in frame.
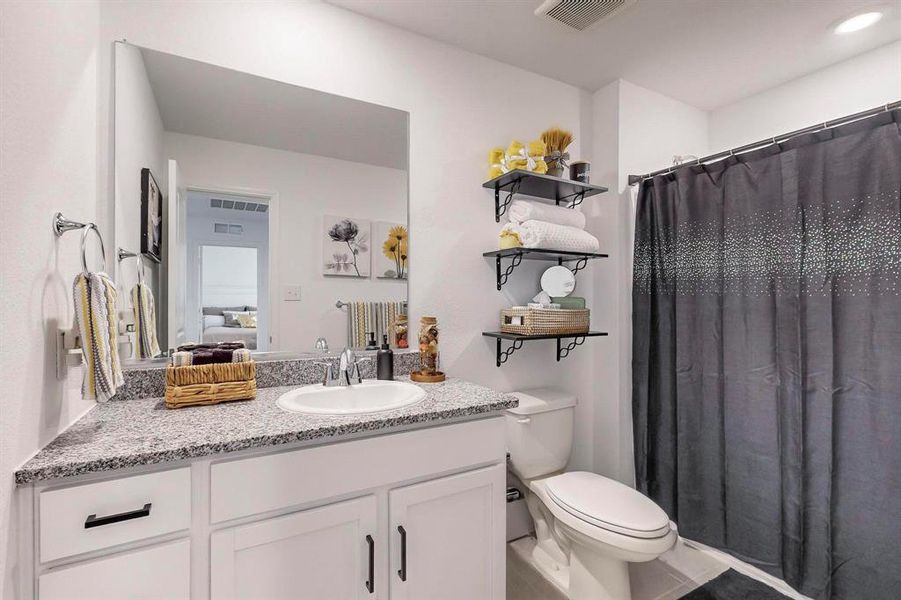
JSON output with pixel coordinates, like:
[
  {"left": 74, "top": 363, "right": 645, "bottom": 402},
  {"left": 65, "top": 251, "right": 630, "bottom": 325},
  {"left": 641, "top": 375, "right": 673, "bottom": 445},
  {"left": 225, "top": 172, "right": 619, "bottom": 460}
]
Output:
[
  {"left": 365, "top": 332, "right": 378, "bottom": 351},
  {"left": 377, "top": 335, "right": 394, "bottom": 380}
]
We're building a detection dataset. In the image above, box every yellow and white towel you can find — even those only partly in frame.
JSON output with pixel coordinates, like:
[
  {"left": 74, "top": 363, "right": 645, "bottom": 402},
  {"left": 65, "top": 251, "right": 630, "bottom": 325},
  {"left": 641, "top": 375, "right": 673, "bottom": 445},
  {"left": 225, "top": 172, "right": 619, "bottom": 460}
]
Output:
[
  {"left": 347, "top": 301, "right": 407, "bottom": 349},
  {"left": 500, "top": 220, "right": 600, "bottom": 253},
  {"left": 508, "top": 199, "right": 586, "bottom": 229},
  {"left": 131, "top": 282, "right": 160, "bottom": 359},
  {"left": 73, "top": 272, "right": 123, "bottom": 401}
]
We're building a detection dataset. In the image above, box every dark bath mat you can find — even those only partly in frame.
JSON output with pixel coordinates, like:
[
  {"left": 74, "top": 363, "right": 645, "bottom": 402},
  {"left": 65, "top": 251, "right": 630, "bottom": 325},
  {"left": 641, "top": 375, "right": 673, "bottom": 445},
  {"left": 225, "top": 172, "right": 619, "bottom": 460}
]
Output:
[{"left": 681, "top": 569, "right": 791, "bottom": 599}]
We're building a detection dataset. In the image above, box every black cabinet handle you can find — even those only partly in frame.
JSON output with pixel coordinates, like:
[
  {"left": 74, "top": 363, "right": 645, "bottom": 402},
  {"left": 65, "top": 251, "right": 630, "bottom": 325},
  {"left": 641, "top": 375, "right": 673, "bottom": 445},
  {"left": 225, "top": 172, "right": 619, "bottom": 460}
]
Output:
[
  {"left": 84, "top": 503, "right": 152, "bottom": 529},
  {"left": 365, "top": 534, "right": 374, "bottom": 593},
  {"left": 397, "top": 525, "right": 407, "bottom": 582}
]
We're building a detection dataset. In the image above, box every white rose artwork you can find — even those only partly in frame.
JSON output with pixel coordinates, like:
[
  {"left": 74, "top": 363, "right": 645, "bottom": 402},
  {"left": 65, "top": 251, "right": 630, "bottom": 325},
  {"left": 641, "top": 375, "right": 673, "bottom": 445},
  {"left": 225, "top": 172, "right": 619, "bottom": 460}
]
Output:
[{"left": 322, "top": 215, "right": 370, "bottom": 277}]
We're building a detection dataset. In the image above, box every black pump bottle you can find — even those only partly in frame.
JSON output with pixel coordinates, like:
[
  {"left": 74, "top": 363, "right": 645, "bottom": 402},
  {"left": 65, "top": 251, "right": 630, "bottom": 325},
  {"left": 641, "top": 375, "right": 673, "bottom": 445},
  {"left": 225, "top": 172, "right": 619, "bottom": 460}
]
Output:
[{"left": 377, "top": 335, "right": 394, "bottom": 380}]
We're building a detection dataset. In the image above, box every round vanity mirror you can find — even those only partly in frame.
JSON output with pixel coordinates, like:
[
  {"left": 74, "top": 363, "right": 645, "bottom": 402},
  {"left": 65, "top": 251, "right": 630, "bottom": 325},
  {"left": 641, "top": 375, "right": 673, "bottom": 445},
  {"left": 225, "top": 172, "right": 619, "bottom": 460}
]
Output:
[{"left": 540, "top": 265, "right": 576, "bottom": 297}]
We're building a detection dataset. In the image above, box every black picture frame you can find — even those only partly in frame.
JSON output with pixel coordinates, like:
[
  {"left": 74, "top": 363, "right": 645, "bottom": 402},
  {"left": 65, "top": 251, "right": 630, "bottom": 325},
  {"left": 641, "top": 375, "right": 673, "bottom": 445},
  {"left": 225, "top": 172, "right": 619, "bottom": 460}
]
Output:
[{"left": 140, "top": 168, "right": 162, "bottom": 263}]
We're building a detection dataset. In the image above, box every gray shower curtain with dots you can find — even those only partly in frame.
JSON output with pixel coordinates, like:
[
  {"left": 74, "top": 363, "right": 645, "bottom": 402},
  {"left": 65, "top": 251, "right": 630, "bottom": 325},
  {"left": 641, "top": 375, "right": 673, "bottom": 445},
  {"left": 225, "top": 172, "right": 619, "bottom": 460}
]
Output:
[{"left": 632, "top": 109, "right": 901, "bottom": 599}]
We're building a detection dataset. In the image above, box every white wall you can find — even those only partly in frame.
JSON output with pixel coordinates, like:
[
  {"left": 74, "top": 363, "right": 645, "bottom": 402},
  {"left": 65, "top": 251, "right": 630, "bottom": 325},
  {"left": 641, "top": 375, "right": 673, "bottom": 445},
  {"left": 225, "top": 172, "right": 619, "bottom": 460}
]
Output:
[
  {"left": 165, "top": 132, "right": 408, "bottom": 352},
  {"left": 201, "top": 247, "right": 259, "bottom": 306},
  {"left": 588, "top": 79, "right": 709, "bottom": 483},
  {"left": 0, "top": 2, "right": 102, "bottom": 597},
  {"left": 114, "top": 43, "right": 166, "bottom": 344},
  {"left": 710, "top": 40, "right": 901, "bottom": 151}
]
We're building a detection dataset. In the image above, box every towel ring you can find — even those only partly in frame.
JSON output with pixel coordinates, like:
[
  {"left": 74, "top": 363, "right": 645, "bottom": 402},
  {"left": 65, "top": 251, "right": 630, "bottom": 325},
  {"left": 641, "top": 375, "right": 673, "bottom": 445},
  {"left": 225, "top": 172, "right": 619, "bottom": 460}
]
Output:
[
  {"left": 117, "top": 247, "right": 145, "bottom": 284},
  {"left": 81, "top": 223, "right": 107, "bottom": 273},
  {"left": 136, "top": 256, "right": 146, "bottom": 284}
]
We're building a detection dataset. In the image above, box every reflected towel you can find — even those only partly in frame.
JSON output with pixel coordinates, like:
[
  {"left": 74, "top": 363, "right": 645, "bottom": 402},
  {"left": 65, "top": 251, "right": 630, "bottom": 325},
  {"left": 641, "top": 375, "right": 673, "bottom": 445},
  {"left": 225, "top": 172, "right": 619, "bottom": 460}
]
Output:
[
  {"left": 130, "top": 282, "right": 160, "bottom": 359},
  {"left": 232, "top": 348, "right": 252, "bottom": 363},
  {"left": 500, "top": 220, "right": 599, "bottom": 253},
  {"left": 171, "top": 351, "right": 193, "bottom": 366},
  {"left": 73, "top": 271, "right": 123, "bottom": 401},
  {"left": 346, "top": 301, "right": 407, "bottom": 349},
  {"left": 508, "top": 199, "right": 586, "bottom": 229}
]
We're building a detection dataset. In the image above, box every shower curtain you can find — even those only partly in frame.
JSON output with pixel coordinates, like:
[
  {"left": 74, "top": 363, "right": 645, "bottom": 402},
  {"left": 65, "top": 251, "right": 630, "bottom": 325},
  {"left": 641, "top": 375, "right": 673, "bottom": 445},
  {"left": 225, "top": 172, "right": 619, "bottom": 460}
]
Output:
[{"left": 632, "top": 109, "right": 901, "bottom": 599}]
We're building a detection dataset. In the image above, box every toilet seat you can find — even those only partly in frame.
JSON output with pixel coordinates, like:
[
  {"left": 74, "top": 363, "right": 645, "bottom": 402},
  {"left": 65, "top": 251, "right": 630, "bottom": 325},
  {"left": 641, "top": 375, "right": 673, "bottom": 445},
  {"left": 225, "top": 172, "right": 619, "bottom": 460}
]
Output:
[{"left": 544, "top": 472, "right": 671, "bottom": 539}]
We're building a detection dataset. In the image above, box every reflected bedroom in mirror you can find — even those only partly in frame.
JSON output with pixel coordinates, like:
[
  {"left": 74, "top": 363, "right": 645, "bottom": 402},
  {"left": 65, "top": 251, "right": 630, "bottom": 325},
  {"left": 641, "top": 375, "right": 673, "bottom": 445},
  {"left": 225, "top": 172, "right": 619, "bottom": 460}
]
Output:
[{"left": 114, "top": 43, "right": 409, "bottom": 362}]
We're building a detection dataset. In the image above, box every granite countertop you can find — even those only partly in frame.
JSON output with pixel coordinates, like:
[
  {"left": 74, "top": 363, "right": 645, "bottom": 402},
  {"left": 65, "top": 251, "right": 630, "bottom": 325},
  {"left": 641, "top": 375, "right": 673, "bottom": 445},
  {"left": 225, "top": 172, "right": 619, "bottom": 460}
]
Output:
[{"left": 15, "top": 377, "right": 518, "bottom": 485}]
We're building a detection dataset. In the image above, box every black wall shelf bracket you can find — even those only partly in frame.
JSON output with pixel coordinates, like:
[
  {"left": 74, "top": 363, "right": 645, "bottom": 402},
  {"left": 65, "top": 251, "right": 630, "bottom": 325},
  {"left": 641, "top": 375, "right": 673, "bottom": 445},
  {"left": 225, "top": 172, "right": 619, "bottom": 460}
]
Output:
[
  {"left": 556, "top": 336, "right": 587, "bottom": 361},
  {"left": 496, "top": 253, "right": 523, "bottom": 290},
  {"left": 559, "top": 190, "right": 586, "bottom": 209},
  {"left": 488, "top": 248, "right": 606, "bottom": 290},
  {"left": 571, "top": 256, "right": 589, "bottom": 275},
  {"left": 496, "top": 337, "right": 524, "bottom": 367},
  {"left": 494, "top": 179, "right": 521, "bottom": 222}
]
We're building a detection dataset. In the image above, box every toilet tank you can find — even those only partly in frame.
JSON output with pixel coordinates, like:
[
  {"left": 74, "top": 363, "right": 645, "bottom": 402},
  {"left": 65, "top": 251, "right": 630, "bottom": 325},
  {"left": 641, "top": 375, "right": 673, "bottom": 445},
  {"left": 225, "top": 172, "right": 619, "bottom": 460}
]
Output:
[{"left": 505, "top": 388, "right": 577, "bottom": 481}]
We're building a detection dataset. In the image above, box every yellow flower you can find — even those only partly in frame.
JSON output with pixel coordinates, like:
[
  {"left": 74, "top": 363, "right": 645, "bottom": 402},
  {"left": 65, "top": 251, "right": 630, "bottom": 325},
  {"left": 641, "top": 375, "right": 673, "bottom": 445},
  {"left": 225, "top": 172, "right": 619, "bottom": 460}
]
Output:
[
  {"left": 382, "top": 238, "right": 398, "bottom": 259},
  {"left": 382, "top": 226, "right": 408, "bottom": 278},
  {"left": 389, "top": 225, "right": 408, "bottom": 242}
]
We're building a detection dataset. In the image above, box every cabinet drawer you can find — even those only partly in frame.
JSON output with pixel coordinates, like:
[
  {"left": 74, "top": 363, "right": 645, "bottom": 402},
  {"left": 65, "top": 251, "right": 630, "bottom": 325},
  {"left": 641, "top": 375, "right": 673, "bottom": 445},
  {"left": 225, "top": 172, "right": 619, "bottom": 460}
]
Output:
[
  {"left": 40, "top": 467, "right": 191, "bottom": 562},
  {"left": 39, "top": 538, "right": 190, "bottom": 599}
]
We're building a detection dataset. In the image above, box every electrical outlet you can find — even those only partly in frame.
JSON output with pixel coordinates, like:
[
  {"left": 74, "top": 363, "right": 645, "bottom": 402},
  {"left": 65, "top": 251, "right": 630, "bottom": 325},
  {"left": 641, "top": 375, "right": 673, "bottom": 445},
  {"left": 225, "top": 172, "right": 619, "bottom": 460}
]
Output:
[{"left": 283, "top": 284, "right": 301, "bottom": 301}]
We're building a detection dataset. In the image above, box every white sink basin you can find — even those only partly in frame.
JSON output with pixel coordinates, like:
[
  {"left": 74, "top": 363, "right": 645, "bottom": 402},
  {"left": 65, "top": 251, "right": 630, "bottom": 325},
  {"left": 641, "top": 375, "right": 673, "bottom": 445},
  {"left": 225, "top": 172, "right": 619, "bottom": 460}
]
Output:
[{"left": 276, "top": 380, "right": 427, "bottom": 415}]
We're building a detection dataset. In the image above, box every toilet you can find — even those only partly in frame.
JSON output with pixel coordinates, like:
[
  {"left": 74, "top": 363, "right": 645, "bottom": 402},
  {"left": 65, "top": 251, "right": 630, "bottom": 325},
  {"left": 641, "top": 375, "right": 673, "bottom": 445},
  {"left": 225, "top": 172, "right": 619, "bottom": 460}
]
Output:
[{"left": 506, "top": 388, "right": 678, "bottom": 600}]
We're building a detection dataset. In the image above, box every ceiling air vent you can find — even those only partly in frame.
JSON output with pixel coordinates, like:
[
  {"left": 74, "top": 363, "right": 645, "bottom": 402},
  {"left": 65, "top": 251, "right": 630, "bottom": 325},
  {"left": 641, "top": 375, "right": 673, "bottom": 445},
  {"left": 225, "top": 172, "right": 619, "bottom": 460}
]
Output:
[
  {"left": 213, "top": 223, "right": 243, "bottom": 235},
  {"left": 210, "top": 199, "right": 269, "bottom": 213},
  {"left": 534, "top": 0, "right": 637, "bottom": 31}
]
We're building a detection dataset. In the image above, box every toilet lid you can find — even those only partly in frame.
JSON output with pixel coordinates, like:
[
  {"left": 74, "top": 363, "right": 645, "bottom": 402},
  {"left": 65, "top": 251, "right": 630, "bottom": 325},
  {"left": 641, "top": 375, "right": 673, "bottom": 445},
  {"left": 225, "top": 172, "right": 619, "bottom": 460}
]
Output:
[{"left": 544, "top": 472, "right": 671, "bottom": 539}]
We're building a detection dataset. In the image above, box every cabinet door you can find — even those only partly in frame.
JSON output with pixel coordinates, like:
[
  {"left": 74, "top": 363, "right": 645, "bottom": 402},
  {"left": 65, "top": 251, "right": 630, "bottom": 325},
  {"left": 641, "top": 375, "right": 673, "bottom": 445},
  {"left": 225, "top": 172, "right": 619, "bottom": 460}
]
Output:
[
  {"left": 389, "top": 464, "right": 505, "bottom": 600},
  {"left": 39, "top": 539, "right": 190, "bottom": 599},
  {"left": 211, "top": 495, "right": 378, "bottom": 600}
]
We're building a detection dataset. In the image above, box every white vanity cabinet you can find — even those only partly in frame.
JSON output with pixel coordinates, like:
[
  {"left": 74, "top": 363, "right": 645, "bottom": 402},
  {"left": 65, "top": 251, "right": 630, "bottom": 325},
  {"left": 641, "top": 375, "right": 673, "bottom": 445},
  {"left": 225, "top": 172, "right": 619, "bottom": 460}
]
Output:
[
  {"left": 38, "top": 539, "right": 191, "bottom": 600},
  {"left": 22, "top": 417, "right": 507, "bottom": 600},
  {"left": 389, "top": 465, "right": 505, "bottom": 600},
  {"left": 210, "top": 496, "right": 378, "bottom": 599}
]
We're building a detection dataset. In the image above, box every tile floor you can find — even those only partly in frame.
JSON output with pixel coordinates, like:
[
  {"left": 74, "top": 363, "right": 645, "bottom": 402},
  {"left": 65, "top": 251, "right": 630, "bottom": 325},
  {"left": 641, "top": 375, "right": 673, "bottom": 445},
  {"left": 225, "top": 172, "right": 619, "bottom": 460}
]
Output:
[{"left": 506, "top": 536, "right": 812, "bottom": 600}]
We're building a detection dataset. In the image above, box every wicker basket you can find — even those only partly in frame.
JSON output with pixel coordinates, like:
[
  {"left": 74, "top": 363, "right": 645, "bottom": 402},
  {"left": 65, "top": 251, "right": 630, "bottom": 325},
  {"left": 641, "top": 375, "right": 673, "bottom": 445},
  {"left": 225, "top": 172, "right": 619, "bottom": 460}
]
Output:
[
  {"left": 165, "top": 361, "right": 256, "bottom": 409},
  {"left": 500, "top": 307, "right": 590, "bottom": 336}
]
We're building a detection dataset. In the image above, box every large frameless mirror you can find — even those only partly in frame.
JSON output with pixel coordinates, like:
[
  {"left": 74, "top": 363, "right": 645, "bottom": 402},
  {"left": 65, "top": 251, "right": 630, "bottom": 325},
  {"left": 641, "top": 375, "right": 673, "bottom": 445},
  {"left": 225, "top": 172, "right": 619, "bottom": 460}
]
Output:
[{"left": 114, "top": 43, "right": 409, "bottom": 362}]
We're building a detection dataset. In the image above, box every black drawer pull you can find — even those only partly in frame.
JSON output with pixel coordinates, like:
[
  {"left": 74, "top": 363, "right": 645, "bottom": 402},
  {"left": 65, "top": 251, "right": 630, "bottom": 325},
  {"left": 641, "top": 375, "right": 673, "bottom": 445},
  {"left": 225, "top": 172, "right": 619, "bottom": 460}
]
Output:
[
  {"left": 84, "top": 503, "right": 152, "bottom": 529},
  {"left": 397, "top": 525, "right": 407, "bottom": 582},
  {"left": 365, "top": 534, "right": 374, "bottom": 593}
]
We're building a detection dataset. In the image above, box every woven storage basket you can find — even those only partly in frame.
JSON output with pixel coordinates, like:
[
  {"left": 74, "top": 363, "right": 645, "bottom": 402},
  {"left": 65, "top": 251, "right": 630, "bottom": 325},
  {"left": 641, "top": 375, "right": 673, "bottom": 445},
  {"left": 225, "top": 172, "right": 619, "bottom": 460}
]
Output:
[
  {"left": 165, "top": 361, "right": 256, "bottom": 409},
  {"left": 500, "top": 307, "right": 590, "bottom": 336}
]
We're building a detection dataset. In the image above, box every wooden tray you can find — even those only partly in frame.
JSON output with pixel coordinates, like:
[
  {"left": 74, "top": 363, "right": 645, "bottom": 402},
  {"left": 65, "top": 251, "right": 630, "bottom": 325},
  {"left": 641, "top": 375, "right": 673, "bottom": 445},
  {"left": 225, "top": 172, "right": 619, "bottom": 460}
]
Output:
[{"left": 410, "top": 371, "right": 446, "bottom": 383}]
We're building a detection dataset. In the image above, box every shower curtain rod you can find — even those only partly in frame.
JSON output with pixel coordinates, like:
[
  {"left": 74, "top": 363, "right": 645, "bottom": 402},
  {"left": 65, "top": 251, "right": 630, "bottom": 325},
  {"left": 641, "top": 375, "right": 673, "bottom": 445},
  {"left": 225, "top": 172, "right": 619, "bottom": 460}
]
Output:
[{"left": 627, "top": 100, "right": 901, "bottom": 186}]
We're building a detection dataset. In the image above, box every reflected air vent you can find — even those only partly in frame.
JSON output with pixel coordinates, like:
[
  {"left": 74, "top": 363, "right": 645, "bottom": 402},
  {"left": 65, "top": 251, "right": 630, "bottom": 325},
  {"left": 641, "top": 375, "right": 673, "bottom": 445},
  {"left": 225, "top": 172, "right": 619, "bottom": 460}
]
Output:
[
  {"left": 210, "top": 199, "right": 268, "bottom": 213},
  {"left": 534, "top": 0, "right": 636, "bottom": 31},
  {"left": 213, "top": 223, "right": 243, "bottom": 235}
]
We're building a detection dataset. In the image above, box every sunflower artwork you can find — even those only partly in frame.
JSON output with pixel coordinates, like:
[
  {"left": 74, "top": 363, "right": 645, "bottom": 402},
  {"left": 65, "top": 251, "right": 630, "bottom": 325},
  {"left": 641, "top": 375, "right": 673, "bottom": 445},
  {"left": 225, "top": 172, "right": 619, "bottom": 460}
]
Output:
[
  {"left": 375, "top": 221, "right": 408, "bottom": 280},
  {"left": 323, "top": 215, "right": 370, "bottom": 277}
]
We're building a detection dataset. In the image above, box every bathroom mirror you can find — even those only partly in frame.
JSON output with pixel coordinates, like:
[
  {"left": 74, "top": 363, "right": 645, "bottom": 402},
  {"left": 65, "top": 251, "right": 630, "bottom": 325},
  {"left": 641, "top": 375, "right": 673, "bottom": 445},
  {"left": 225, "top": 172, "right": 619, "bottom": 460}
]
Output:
[
  {"left": 540, "top": 266, "right": 576, "bottom": 297},
  {"left": 114, "top": 43, "right": 409, "bottom": 361}
]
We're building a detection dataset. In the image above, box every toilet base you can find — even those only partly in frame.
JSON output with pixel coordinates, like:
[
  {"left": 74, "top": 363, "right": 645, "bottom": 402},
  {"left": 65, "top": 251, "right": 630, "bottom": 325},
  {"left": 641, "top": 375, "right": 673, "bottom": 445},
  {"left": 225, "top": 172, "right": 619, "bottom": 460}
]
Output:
[
  {"left": 529, "top": 539, "right": 570, "bottom": 592},
  {"left": 569, "top": 545, "right": 631, "bottom": 600}
]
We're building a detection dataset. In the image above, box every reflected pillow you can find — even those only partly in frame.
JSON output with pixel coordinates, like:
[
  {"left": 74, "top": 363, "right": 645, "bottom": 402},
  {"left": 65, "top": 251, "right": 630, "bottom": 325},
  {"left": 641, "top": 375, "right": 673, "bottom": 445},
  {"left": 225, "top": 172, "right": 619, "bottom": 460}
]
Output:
[
  {"left": 203, "top": 315, "right": 226, "bottom": 329},
  {"left": 222, "top": 310, "right": 248, "bottom": 327},
  {"left": 236, "top": 312, "right": 257, "bottom": 328}
]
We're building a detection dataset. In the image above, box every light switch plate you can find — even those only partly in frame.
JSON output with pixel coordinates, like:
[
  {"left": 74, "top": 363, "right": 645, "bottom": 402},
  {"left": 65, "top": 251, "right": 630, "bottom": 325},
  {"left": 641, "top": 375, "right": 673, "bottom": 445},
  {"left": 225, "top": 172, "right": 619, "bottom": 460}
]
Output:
[{"left": 283, "top": 284, "right": 301, "bottom": 301}]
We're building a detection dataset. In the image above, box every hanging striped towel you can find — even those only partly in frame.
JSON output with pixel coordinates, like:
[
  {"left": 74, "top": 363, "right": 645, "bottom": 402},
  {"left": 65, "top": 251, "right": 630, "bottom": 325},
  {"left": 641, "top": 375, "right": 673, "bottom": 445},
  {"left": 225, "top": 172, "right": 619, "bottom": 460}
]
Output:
[
  {"left": 130, "top": 282, "right": 160, "bottom": 359},
  {"left": 346, "top": 301, "right": 408, "bottom": 348},
  {"left": 73, "top": 272, "right": 124, "bottom": 401}
]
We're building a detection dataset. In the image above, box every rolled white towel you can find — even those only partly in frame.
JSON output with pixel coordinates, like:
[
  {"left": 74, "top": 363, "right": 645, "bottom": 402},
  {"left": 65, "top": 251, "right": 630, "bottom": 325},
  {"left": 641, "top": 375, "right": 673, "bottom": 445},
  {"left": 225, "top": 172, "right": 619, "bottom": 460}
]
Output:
[
  {"left": 508, "top": 199, "right": 586, "bottom": 229},
  {"left": 502, "top": 220, "right": 600, "bottom": 253}
]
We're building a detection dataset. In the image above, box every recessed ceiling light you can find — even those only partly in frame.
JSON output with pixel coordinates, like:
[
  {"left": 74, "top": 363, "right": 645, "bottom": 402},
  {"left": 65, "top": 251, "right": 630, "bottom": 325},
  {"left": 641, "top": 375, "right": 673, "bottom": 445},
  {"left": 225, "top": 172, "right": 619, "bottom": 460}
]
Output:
[{"left": 834, "top": 11, "right": 883, "bottom": 34}]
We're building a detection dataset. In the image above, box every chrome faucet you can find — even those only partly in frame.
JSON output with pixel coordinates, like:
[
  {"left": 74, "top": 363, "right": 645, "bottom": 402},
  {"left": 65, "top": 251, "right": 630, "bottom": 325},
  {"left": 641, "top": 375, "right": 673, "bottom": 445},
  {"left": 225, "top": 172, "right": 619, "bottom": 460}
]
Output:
[{"left": 317, "top": 349, "right": 371, "bottom": 386}]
